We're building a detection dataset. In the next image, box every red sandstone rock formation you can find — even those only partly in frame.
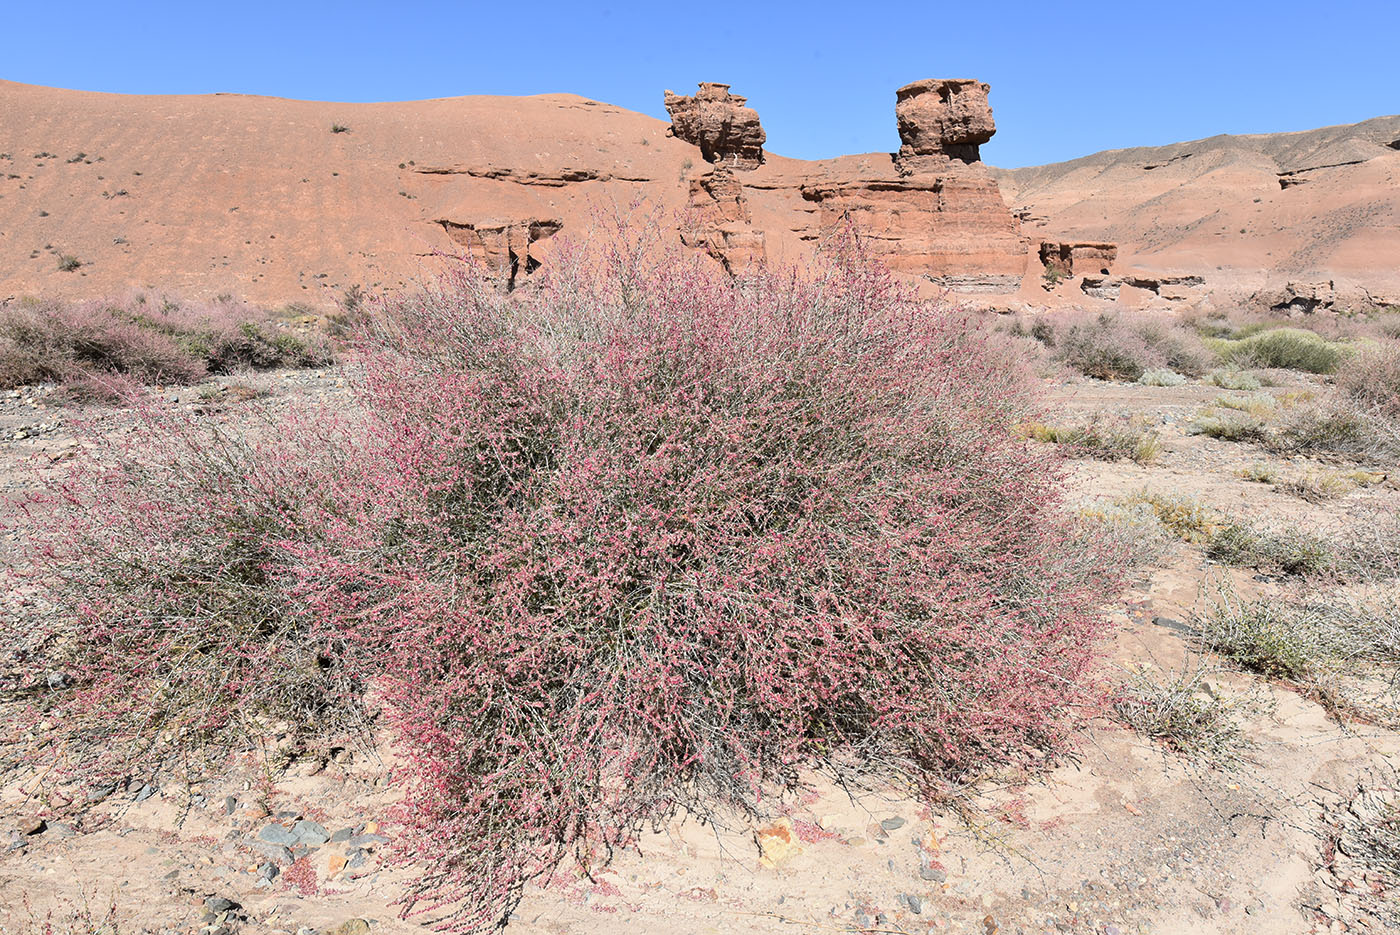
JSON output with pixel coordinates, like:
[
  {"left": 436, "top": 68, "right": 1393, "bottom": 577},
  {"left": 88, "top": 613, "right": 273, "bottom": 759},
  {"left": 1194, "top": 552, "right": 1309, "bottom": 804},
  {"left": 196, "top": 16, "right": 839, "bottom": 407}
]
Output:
[
  {"left": 680, "top": 167, "right": 766, "bottom": 274},
  {"left": 896, "top": 79, "right": 996, "bottom": 165},
  {"left": 788, "top": 78, "right": 1026, "bottom": 291},
  {"left": 800, "top": 173, "right": 1025, "bottom": 288},
  {"left": 1039, "top": 241, "right": 1118, "bottom": 278},
  {"left": 435, "top": 217, "right": 561, "bottom": 289},
  {"left": 664, "top": 83, "right": 766, "bottom": 169}
]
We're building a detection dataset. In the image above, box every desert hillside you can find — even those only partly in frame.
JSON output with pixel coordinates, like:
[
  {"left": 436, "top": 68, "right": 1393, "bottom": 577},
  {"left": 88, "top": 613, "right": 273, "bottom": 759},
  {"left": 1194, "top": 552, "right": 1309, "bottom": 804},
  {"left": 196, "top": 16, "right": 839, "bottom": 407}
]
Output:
[
  {"left": 997, "top": 116, "right": 1400, "bottom": 302},
  {"left": 2, "top": 78, "right": 1398, "bottom": 312}
]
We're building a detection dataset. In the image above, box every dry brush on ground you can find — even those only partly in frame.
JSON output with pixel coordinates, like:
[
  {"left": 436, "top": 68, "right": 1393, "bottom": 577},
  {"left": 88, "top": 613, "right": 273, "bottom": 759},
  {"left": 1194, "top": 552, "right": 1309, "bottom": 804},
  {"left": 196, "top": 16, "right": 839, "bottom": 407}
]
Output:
[{"left": 2, "top": 225, "right": 1130, "bottom": 931}]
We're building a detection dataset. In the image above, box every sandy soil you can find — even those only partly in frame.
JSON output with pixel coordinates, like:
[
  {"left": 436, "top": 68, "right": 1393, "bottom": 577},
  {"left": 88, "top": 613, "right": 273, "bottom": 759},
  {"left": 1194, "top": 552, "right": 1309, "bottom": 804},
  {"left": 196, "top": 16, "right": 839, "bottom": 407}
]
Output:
[{"left": 2, "top": 364, "right": 1397, "bottom": 935}]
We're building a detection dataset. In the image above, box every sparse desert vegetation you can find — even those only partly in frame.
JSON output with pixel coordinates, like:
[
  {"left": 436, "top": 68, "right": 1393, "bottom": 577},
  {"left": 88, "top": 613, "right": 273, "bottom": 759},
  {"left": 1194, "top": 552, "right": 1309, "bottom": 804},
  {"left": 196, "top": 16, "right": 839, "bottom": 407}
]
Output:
[
  {"left": 1, "top": 57, "right": 1400, "bottom": 935},
  {"left": 4, "top": 230, "right": 1129, "bottom": 930},
  {"left": 0, "top": 293, "right": 330, "bottom": 396}
]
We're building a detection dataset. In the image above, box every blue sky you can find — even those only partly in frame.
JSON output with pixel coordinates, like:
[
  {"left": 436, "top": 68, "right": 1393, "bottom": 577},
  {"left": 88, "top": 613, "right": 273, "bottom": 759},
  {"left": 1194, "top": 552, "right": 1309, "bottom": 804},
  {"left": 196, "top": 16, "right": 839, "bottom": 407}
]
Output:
[{"left": 5, "top": 1, "right": 1397, "bottom": 167}]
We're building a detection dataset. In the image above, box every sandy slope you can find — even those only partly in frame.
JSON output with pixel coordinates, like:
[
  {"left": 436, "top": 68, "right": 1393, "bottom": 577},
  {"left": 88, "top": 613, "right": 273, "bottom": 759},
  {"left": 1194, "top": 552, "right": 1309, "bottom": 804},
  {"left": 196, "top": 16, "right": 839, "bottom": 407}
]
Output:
[
  {"left": 4, "top": 79, "right": 1397, "bottom": 310},
  {"left": 996, "top": 117, "right": 1400, "bottom": 299}
]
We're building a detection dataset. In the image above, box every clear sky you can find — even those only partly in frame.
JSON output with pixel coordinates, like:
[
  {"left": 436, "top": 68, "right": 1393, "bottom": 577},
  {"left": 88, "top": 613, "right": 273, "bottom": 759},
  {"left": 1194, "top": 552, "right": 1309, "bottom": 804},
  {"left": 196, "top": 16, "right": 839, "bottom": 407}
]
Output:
[{"left": 5, "top": 1, "right": 1398, "bottom": 167}]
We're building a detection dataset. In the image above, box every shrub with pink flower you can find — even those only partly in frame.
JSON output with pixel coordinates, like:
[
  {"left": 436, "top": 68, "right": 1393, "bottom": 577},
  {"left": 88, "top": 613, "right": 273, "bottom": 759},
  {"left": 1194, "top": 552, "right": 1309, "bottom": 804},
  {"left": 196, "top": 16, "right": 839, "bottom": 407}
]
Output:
[{"left": 7, "top": 220, "right": 1120, "bottom": 931}]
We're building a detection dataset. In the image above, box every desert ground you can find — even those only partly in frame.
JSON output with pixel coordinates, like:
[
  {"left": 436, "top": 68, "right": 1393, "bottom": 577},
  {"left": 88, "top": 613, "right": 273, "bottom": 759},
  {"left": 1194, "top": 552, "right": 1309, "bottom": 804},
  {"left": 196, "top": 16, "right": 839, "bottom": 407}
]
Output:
[
  {"left": 2, "top": 78, "right": 1399, "bottom": 935},
  {"left": 2, "top": 358, "right": 1398, "bottom": 935}
]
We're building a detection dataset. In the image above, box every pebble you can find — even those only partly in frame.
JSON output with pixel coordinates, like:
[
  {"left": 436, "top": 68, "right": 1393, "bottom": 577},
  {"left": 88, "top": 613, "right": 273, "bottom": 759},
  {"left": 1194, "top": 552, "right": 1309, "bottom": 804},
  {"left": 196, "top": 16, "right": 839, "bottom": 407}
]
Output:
[
  {"left": 46, "top": 821, "right": 76, "bottom": 839},
  {"left": 134, "top": 783, "right": 158, "bottom": 803},
  {"left": 881, "top": 817, "right": 906, "bottom": 831},
  {"left": 901, "top": 892, "right": 923, "bottom": 914},
  {"left": 204, "top": 896, "right": 240, "bottom": 914},
  {"left": 920, "top": 865, "right": 947, "bottom": 882},
  {"left": 330, "top": 827, "right": 355, "bottom": 844},
  {"left": 16, "top": 816, "right": 46, "bottom": 836},
  {"left": 223, "top": 795, "right": 238, "bottom": 815}
]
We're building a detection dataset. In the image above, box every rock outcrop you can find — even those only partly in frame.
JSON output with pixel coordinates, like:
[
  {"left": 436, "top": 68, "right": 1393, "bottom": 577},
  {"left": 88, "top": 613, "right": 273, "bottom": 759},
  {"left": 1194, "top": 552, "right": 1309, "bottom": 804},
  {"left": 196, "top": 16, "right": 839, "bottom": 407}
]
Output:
[
  {"left": 1039, "top": 241, "right": 1117, "bottom": 278},
  {"left": 664, "top": 83, "right": 766, "bottom": 169},
  {"left": 790, "top": 78, "right": 1026, "bottom": 290},
  {"left": 680, "top": 167, "right": 766, "bottom": 274},
  {"left": 800, "top": 173, "right": 1025, "bottom": 284},
  {"left": 896, "top": 79, "right": 996, "bottom": 166},
  {"left": 435, "top": 218, "right": 561, "bottom": 289}
]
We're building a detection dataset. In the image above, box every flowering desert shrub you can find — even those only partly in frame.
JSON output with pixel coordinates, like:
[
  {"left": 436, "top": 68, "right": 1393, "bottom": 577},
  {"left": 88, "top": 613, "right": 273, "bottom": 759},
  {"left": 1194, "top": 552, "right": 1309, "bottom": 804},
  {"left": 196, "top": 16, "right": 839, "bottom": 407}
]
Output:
[
  {"left": 1049, "top": 312, "right": 1212, "bottom": 381},
  {"left": 7, "top": 224, "right": 1120, "bottom": 931},
  {"left": 0, "top": 293, "right": 330, "bottom": 393}
]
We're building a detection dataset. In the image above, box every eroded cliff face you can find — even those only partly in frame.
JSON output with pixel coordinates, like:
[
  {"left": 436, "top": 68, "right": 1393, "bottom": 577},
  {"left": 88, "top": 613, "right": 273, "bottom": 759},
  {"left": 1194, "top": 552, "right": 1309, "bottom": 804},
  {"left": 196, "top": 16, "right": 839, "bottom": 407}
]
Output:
[
  {"left": 679, "top": 167, "right": 766, "bottom": 274},
  {"left": 0, "top": 78, "right": 1035, "bottom": 306},
  {"left": 665, "top": 78, "right": 1028, "bottom": 291}
]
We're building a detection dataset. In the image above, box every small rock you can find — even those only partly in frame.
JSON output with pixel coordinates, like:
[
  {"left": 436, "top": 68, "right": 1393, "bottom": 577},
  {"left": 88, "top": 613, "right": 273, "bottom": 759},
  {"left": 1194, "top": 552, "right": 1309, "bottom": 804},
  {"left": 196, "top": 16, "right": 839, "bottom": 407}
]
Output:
[
  {"left": 250, "top": 842, "right": 294, "bottom": 865},
  {"left": 347, "top": 833, "right": 389, "bottom": 849},
  {"left": 86, "top": 784, "right": 117, "bottom": 804},
  {"left": 902, "top": 893, "right": 923, "bottom": 914},
  {"left": 134, "top": 784, "right": 158, "bottom": 803},
  {"left": 293, "top": 819, "right": 330, "bottom": 846},
  {"left": 223, "top": 796, "right": 238, "bottom": 816},
  {"left": 46, "top": 821, "right": 76, "bottom": 839},
  {"left": 259, "top": 824, "right": 299, "bottom": 846},
  {"left": 330, "top": 827, "right": 354, "bottom": 844},
  {"left": 920, "top": 864, "right": 947, "bottom": 883},
  {"left": 45, "top": 670, "right": 71, "bottom": 690},
  {"left": 256, "top": 862, "right": 279, "bottom": 881},
  {"left": 16, "top": 816, "right": 46, "bottom": 836},
  {"left": 880, "top": 817, "right": 906, "bottom": 831},
  {"left": 346, "top": 849, "right": 366, "bottom": 869},
  {"left": 204, "top": 896, "right": 240, "bottom": 914}
]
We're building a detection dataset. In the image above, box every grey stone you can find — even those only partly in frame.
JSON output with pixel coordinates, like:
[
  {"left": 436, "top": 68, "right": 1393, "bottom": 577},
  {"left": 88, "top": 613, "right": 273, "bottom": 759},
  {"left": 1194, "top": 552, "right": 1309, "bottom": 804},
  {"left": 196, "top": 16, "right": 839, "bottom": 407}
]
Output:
[
  {"left": 880, "top": 817, "right": 906, "bottom": 831},
  {"left": 203, "top": 897, "right": 240, "bottom": 914},
  {"left": 919, "top": 864, "right": 946, "bottom": 882},
  {"left": 292, "top": 819, "right": 330, "bottom": 845},
  {"left": 46, "top": 821, "right": 76, "bottom": 839},
  {"left": 134, "top": 784, "right": 157, "bottom": 803},
  {"left": 46, "top": 670, "right": 71, "bottom": 690},
  {"left": 330, "top": 827, "right": 355, "bottom": 843},
  {"left": 901, "top": 893, "right": 922, "bottom": 914},
  {"left": 347, "top": 849, "right": 366, "bottom": 869},
  {"left": 250, "top": 842, "right": 294, "bottom": 865},
  {"left": 223, "top": 796, "right": 238, "bottom": 816},
  {"left": 257, "top": 862, "right": 279, "bottom": 881},
  {"left": 258, "top": 823, "right": 298, "bottom": 846},
  {"left": 347, "top": 833, "right": 389, "bottom": 848}
]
